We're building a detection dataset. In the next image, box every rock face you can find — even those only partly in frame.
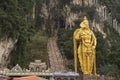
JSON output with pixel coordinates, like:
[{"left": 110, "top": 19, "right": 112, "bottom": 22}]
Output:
[
  {"left": 72, "top": 0, "right": 120, "bottom": 35},
  {"left": 0, "top": 38, "right": 17, "bottom": 67}
]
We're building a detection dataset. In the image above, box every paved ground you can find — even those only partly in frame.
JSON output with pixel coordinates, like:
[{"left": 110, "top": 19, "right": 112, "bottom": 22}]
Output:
[{"left": 47, "top": 37, "right": 66, "bottom": 72}]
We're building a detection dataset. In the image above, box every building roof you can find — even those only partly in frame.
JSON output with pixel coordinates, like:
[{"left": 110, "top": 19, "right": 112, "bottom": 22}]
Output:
[{"left": 12, "top": 76, "right": 48, "bottom": 80}]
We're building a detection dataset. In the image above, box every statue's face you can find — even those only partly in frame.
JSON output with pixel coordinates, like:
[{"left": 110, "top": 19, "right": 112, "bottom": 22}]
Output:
[
  {"left": 80, "top": 20, "right": 89, "bottom": 29},
  {"left": 83, "top": 20, "right": 89, "bottom": 27}
]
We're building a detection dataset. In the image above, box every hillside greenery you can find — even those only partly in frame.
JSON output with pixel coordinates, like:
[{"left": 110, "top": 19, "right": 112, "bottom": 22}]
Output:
[
  {"left": 10, "top": 31, "right": 48, "bottom": 68},
  {"left": 0, "top": 0, "right": 48, "bottom": 68},
  {"left": 0, "top": 0, "right": 34, "bottom": 39}
]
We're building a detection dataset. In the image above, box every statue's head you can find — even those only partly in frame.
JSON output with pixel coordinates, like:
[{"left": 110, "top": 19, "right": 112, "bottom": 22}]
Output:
[{"left": 80, "top": 16, "right": 89, "bottom": 29}]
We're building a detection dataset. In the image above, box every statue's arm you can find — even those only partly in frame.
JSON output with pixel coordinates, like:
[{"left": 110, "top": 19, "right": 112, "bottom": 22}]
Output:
[
  {"left": 74, "top": 29, "right": 81, "bottom": 41},
  {"left": 91, "top": 31, "right": 97, "bottom": 49}
]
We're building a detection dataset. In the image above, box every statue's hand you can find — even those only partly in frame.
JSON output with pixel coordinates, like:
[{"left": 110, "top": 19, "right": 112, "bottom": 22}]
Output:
[
  {"left": 92, "top": 46, "right": 96, "bottom": 49},
  {"left": 92, "top": 46, "right": 96, "bottom": 55}
]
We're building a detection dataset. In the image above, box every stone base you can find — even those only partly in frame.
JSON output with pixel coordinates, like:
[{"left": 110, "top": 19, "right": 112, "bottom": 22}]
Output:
[
  {"left": 82, "top": 74, "right": 115, "bottom": 80},
  {"left": 82, "top": 74, "right": 98, "bottom": 80}
]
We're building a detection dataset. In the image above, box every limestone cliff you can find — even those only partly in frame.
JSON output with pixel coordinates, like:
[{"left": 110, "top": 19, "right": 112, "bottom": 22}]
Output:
[
  {"left": 0, "top": 38, "right": 17, "bottom": 67},
  {"left": 36, "top": 0, "right": 120, "bottom": 35}
]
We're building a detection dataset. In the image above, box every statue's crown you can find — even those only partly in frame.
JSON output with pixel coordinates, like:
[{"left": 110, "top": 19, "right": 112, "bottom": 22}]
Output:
[
  {"left": 80, "top": 16, "right": 89, "bottom": 28},
  {"left": 83, "top": 16, "right": 87, "bottom": 20}
]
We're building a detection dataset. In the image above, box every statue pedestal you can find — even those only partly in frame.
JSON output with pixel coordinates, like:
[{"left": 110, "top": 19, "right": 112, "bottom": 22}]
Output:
[{"left": 82, "top": 74, "right": 104, "bottom": 80}]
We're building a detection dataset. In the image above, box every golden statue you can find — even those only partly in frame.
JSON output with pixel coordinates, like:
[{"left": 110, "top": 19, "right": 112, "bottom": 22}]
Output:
[{"left": 73, "top": 16, "right": 97, "bottom": 75}]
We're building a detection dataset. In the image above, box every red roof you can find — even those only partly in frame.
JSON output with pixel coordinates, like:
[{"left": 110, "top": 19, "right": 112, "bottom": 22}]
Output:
[{"left": 12, "top": 76, "right": 42, "bottom": 80}]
